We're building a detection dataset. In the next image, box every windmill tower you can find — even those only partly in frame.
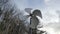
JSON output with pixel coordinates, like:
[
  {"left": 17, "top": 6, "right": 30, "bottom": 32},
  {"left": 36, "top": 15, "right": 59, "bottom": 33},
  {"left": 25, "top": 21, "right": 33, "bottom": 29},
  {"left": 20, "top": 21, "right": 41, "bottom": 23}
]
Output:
[
  {"left": 56, "top": 10, "right": 60, "bottom": 23},
  {"left": 25, "top": 8, "right": 42, "bottom": 34}
]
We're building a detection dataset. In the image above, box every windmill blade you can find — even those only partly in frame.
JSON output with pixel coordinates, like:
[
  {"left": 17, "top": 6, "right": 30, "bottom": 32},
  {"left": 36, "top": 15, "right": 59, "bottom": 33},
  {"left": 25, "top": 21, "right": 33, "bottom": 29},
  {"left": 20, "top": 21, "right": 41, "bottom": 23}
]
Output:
[
  {"left": 32, "top": 9, "right": 42, "bottom": 18},
  {"left": 30, "top": 16, "right": 39, "bottom": 28},
  {"left": 21, "top": 15, "right": 30, "bottom": 21},
  {"left": 25, "top": 8, "right": 32, "bottom": 14}
]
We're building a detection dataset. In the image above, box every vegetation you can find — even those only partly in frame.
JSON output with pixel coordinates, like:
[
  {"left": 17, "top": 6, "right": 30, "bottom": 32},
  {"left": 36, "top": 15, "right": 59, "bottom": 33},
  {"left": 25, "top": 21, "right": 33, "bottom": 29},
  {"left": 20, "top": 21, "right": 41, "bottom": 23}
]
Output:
[{"left": 0, "top": 4, "right": 28, "bottom": 34}]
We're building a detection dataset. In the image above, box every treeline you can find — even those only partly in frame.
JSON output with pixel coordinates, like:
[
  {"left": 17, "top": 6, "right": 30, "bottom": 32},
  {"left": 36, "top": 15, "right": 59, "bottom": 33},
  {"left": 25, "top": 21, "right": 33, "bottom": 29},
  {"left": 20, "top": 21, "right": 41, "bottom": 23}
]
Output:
[
  {"left": 0, "top": 4, "right": 29, "bottom": 34},
  {"left": 0, "top": 0, "right": 28, "bottom": 34}
]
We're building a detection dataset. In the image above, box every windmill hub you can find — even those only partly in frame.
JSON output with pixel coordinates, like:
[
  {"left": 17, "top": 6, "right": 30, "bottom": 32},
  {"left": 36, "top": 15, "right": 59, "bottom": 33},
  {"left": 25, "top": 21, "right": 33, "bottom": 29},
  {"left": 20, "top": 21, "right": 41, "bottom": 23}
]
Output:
[{"left": 30, "top": 14, "right": 33, "bottom": 16}]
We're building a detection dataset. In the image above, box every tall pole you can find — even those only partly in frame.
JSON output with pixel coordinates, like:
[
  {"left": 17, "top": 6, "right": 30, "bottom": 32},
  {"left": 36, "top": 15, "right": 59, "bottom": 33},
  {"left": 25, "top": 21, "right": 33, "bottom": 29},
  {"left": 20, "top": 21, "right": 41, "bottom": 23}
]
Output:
[
  {"left": 29, "top": 15, "right": 37, "bottom": 34},
  {"left": 29, "top": 14, "right": 32, "bottom": 34}
]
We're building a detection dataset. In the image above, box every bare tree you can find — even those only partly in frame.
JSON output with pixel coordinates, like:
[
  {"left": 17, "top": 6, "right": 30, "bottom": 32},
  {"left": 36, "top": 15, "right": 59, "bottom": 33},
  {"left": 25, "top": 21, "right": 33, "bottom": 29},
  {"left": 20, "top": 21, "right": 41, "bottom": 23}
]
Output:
[{"left": 0, "top": 6, "right": 28, "bottom": 34}]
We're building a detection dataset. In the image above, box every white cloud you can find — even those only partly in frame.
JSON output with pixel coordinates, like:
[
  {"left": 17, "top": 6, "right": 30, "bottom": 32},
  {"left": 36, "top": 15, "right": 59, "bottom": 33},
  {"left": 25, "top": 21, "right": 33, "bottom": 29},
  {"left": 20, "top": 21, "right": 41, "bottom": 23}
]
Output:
[
  {"left": 46, "top": 23, "right": 60, "bottom": 34},
  {"left": 38, "top": 22, "right": 60, "bottom": 34},
  {"left": 44, "top": 0, "right": 51, "bottom": 5},
  {"left": 42, "top": 0, "right": 60, "bottom": 24},
  {"left": 44, "top": 0, "right": 60, "bottom": 9}
]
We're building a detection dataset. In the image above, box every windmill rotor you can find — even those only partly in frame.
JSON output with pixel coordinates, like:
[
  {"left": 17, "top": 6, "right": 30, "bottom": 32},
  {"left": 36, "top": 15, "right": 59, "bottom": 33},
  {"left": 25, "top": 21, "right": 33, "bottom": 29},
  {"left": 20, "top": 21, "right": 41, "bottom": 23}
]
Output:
[{"left": 25, "top": 8, "right": 42, "bottom": 19}]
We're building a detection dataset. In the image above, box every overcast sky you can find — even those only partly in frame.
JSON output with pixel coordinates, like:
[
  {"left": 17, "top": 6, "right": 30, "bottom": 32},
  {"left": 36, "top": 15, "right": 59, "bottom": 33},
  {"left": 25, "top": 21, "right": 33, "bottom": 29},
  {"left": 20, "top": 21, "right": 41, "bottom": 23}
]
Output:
[
  {"left": 13, "top": 0, "right": 60, "bottom": 23},
  {"left": 12, "top": 0, "right": 60, "bottom": 34}
]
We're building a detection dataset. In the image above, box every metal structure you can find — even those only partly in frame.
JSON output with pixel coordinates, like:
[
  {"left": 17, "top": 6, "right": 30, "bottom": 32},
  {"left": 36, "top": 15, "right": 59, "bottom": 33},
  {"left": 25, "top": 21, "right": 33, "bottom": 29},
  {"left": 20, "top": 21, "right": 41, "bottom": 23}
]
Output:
[{"left": 25, "top": 8, "right": 42, "bottom": 34}]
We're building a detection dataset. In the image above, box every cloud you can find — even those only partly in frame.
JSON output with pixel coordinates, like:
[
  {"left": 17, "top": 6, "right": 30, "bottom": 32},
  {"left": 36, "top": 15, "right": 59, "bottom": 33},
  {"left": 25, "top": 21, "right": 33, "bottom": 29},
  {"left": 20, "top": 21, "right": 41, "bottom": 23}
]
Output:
[
  {"left": 41, "top": 0, "right": 60, "bottom": 24},
  {"left": 47, "top": 23, "right": 60, "bottom": 31},
  {"left": 45, "top": 23, "right": 60, "bottom": 34},
  {"left": 44, "top": 0, "right": 51, "bottom": 5},
  {"left": 38, "top": 22, "right": 60, "bottom": 34},
  {"left": 44, "top": 0, "right": 60, "bottom": 9}
]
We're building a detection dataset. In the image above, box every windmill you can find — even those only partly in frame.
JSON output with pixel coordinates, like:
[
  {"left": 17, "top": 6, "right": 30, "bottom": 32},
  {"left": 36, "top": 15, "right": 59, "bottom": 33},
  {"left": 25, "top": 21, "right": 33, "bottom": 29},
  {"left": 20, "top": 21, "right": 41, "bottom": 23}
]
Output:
[{"left": 24, "top": 8, "right": 42, "bottom": 34}]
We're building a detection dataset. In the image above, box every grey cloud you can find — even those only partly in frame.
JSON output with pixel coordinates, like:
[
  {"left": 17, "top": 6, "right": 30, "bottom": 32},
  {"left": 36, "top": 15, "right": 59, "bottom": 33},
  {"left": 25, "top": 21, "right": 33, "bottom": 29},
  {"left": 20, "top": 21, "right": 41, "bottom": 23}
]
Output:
[{"left": 46, "top": 22, "right": 60, "bottom": 32}]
